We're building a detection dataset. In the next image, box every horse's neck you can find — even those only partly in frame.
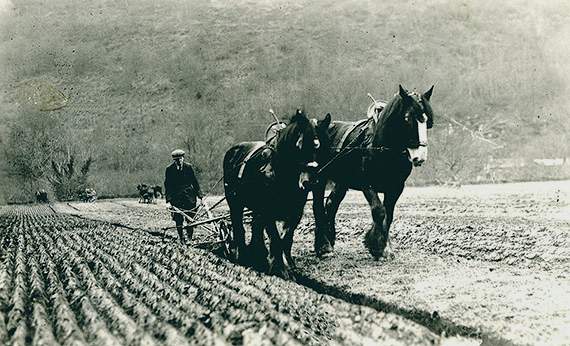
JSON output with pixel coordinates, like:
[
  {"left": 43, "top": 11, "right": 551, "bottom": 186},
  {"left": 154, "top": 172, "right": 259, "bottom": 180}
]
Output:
[
  {"left": 371, "top": 121, "right": 390, "bottom": 147},
  {"left": 372, "top": 112, "right": 406, "bottom": 150},
  {"left": 270, "top": 153, "right": 301, "bottom": 186},
  {"left": 370, "top": 97, "right": 405, "bottom": 149}
]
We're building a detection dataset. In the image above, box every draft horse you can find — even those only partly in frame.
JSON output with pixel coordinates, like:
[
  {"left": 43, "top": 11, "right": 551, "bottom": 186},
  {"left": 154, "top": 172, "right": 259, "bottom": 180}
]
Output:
[
  {"left": 313, "top": 85, "right": 434, "bottom": 259},
  {"left": 223, "top": 110, "right": 331, "bottom": 277}
]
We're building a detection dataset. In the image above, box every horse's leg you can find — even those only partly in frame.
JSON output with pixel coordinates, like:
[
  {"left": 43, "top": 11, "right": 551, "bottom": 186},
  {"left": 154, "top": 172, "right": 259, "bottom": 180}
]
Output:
[
  {"left": 265, "top": 221, "right": 290, "bottom": 279},
  {"left": 248, "top": 214, "right": 269, "bottom": 272},
  {"left": 362, "top": 188, "right": 387, "bottom": 260},
  {"left": 324, "top": 183, "right": 348, "bottom": 248},
  {"left": 381, "top": 185, "right": 404, "bottom": 259},
  {"left": 282, "top": 203, "right": 306, "bottom": 269},
  {"left": 228, "top": 201, "right": 246, "bottom": 262},
  {"left": 312, "top": 181, "right": 332, "bottom": 257}
]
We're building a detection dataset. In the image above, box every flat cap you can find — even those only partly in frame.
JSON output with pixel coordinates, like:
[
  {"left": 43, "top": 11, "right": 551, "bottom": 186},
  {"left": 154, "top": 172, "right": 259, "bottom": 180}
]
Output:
[{"left": 171, "top": 149, "right": 185, "bottom": 158}]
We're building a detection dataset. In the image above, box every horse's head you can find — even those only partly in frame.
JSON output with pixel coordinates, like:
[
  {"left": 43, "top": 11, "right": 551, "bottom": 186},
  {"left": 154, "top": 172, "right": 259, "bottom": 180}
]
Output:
[
  {"left": 274, "top": 110, "right": 331, "bottom": 190},
  {"left": 373, "top": 85, "right": 434, "bottom": 167},
  {"left": 315, "top": 113, "right": 333, "bottom": 158}
]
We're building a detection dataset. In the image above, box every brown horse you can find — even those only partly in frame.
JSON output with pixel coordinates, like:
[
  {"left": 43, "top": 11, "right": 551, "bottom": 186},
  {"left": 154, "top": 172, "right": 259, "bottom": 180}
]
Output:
[
  {"left": 312, "top": 85, "right": 435, "bottom": 259},
  {"left": 223, "top": 110, "right": 331, "bottom": 277}
]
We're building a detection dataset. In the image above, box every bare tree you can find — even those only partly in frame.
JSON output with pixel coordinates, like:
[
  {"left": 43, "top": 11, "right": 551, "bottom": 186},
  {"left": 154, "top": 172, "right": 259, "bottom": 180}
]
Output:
[{"left": 49, "top": 152, "right": 93, "bottom": 201}]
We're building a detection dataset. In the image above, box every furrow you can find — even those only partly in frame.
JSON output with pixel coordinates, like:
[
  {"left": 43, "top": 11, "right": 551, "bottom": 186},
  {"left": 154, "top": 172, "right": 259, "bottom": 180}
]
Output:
[
  {"left": 30, "top": 225, "right": 88, "bottom": 346},
  {"left": 71, "top": 230, "right": 229, "bottom": 345},
  {"left": 36, "top": 230, "right": 121, "bottom": 346},
  {"left": 46, "top": 228, "right": 159, "bottom": 346}
]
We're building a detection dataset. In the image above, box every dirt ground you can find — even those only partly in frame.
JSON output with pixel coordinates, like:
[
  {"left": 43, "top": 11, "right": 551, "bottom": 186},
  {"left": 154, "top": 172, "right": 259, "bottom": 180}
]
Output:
[
  {"left": 293, "top": 180, "right": 570, "bottom": 346},
  {"left": 53, "top": 180, "right": 570, "bottom": 345}
]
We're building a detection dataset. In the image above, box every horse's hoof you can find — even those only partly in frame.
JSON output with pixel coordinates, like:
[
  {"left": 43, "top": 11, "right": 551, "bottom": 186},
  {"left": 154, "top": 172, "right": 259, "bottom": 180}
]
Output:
[
  {"left": 367, "top": 247, "right": 380, "bottom": 258},
  {"left": 284, "top": 255, "right": 296, "bottom": 269},
  {"left": 365, "top": 243, "right": 383, "bottom": 260},
  {"left": 270, "top": 267, "right": 290, "bottom": 280},
  {"left": 383, "top": 250, "right": 395, "bottom": 260},
  {"left": 226, "top": 248, "right": 239, "bottom": 262},
  {"left": 251, "top": 255, "right": 269, "bottom": 273},
  {"left": 364, "top": 232, "right": 385, "bottom": 260},
  {"left": 315, "top": 243, "right": 334, "bottom": 258},
  {"left": 268, "top": 261, "right": 294, "bottom": 280}
]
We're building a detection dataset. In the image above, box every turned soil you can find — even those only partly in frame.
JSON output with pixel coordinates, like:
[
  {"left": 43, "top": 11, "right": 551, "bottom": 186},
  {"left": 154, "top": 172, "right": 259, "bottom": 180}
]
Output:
[{"left": 53, "top": 180, "right": 570, "bottom": 345}]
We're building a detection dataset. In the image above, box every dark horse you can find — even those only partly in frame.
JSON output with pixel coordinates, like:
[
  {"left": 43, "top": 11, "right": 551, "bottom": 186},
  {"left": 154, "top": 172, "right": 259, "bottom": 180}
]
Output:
[
  {"left": 313, "top": 85, "right": 434, "bottom": 259},
  {"left": 223, "top": 110, "right": 331, "bottom": 277}
]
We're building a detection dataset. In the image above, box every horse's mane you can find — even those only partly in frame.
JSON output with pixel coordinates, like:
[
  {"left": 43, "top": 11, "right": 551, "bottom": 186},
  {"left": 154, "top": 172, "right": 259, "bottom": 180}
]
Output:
[
  {"left": 378, "top": 95, "right": 406, "bottom": 125},
  {"left": 276, "top": 110, "right": 309, "bottom": 148},
  {"left": 290, "top": 110, "right": 309, "bottom": 125}
]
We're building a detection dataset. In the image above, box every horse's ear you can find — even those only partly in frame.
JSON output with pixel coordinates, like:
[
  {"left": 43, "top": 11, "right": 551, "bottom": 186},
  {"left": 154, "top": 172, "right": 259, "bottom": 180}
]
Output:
[
  {"left": 423, "top": 85, "right": 434, "bottom": 101},
  {"left": 319, "top": 113, "right": 332, "bottom": 129},
  {"left": 399, "top": 84, "right": 409, "bottom": 98}
]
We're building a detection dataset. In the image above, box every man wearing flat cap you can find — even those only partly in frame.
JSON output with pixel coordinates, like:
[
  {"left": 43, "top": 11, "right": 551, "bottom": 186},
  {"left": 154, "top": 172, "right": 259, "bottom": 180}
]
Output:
[{"left": 164, "top": 149, "right": 203, "bottom": 244}]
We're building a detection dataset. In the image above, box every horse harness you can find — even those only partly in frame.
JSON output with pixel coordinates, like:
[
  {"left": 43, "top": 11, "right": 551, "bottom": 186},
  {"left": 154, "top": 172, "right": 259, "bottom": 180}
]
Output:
[
  {"left": 315, "top": 116, "right": 407, "bottom": 178},
  {"left": 237, "top": 142, "right": 274, "bottom": 180}
]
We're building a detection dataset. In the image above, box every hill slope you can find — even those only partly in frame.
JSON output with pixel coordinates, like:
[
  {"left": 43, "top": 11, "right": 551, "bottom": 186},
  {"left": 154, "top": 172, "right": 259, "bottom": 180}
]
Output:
[{"left": 1, "top": 0, "right": 569, "bottom": 201}]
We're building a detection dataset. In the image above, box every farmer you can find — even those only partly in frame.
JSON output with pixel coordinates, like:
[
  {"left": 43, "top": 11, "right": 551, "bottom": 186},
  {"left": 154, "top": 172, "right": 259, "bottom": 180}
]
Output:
[{"left": 164, "top": 149, "right": 203, "bottom": 244}]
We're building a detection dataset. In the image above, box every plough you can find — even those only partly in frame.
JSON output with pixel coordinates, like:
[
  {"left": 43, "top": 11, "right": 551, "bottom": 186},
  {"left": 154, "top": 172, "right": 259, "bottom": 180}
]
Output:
[{"left": 161, "top": 197, "right": 240, "bottom": 257}]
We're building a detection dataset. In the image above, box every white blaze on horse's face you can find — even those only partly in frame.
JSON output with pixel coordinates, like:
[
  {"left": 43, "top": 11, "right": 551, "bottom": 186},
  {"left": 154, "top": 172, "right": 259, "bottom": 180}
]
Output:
[
  {"left": 296, "top": 136, "right": 303, "bottom": 150},
  {"left": 407, "top": 113, "right": 428, "bottom": 167}
]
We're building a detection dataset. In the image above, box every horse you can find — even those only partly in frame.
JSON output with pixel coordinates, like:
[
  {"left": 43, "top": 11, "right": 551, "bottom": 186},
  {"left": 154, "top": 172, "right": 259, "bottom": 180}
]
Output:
[
  {"left": 312, "top": 85, "right": 434, "bottom": 260},
  {"left": 35, "top": 190, "right": 49, "bottom": 203},
  {"left": 152, "top": 185, "right": 163, "bottom": 199},
  {"left": 223, "top": 110, "right": 331, "bottom": 278},
  {"left": 137, "top": 184, "right": 155, "bottom": 204},
  {"left": 79, "top": 188, "right": 97, "bottom": 203}
]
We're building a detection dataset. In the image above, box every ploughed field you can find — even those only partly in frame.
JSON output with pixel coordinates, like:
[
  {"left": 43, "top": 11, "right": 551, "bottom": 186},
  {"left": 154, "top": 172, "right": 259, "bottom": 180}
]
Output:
[
  {"left": 3, "top": 180, "right": 569, "bottom": 345},
  {"left": 0, "top": 205, "right": 449, "bottom": 345}
]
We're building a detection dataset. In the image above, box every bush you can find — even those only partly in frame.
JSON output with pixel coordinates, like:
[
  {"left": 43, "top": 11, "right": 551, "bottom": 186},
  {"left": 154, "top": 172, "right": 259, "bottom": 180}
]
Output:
[{"left": 49, "top": 155, "right": 93, "bottom": 201}]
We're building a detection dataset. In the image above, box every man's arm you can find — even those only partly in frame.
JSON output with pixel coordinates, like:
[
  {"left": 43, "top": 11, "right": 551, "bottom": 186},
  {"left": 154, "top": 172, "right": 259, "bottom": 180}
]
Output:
[
  {"left": 164, "top": 168, "right": 172, "bottom": 203},
  {"left": 188, "top": 165, "right": 204, "bottom": 199}
]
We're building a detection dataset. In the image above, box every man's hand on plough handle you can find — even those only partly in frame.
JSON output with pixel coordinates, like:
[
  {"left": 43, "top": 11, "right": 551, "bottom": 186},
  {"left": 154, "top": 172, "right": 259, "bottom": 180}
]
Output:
[{"left": 164, "top": 201, "right": 239, "bottom": 257}]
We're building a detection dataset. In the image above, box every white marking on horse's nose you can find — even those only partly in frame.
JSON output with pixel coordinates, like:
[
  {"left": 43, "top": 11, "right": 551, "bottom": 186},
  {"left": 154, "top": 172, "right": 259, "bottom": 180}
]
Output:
[
  {"left": 408, "top": 146, "right": 428, "bottom": 165},
  {"left": 413, "top": 157, "right": 425, "bottom": 167},
  {"left": 418, "top": 118, "right": 428, "bottom": 145},
  {"left": 408, "top": 118, "right": 429, "bottom": 166}
]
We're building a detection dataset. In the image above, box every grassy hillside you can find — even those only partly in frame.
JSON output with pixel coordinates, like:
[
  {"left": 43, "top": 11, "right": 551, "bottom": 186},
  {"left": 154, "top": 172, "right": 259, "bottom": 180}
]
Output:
[{"left": 1, "top": 0, "right": 570, "bottom": 202}]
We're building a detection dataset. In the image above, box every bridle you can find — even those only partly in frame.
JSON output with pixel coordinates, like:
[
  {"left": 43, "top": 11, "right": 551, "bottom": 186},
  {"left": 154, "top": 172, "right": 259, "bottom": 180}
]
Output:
[{"left": 403, "top": 91, "right": 429, "bottom": 148}]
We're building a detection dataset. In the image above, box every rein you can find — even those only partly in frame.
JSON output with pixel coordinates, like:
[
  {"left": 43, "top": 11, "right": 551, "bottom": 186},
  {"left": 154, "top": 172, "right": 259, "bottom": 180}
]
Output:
[
  {"left": 316, "top": 118, "right": 374, "bottom": 176},
  {"left": 316, "top": 117, "right": 413, "bottom": 177}
]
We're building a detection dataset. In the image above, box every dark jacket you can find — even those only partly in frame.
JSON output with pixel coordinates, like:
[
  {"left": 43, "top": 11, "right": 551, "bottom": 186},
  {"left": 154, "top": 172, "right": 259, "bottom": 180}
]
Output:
[{"left": 164, "top": 161, "right": 203, "bottom": 208}]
